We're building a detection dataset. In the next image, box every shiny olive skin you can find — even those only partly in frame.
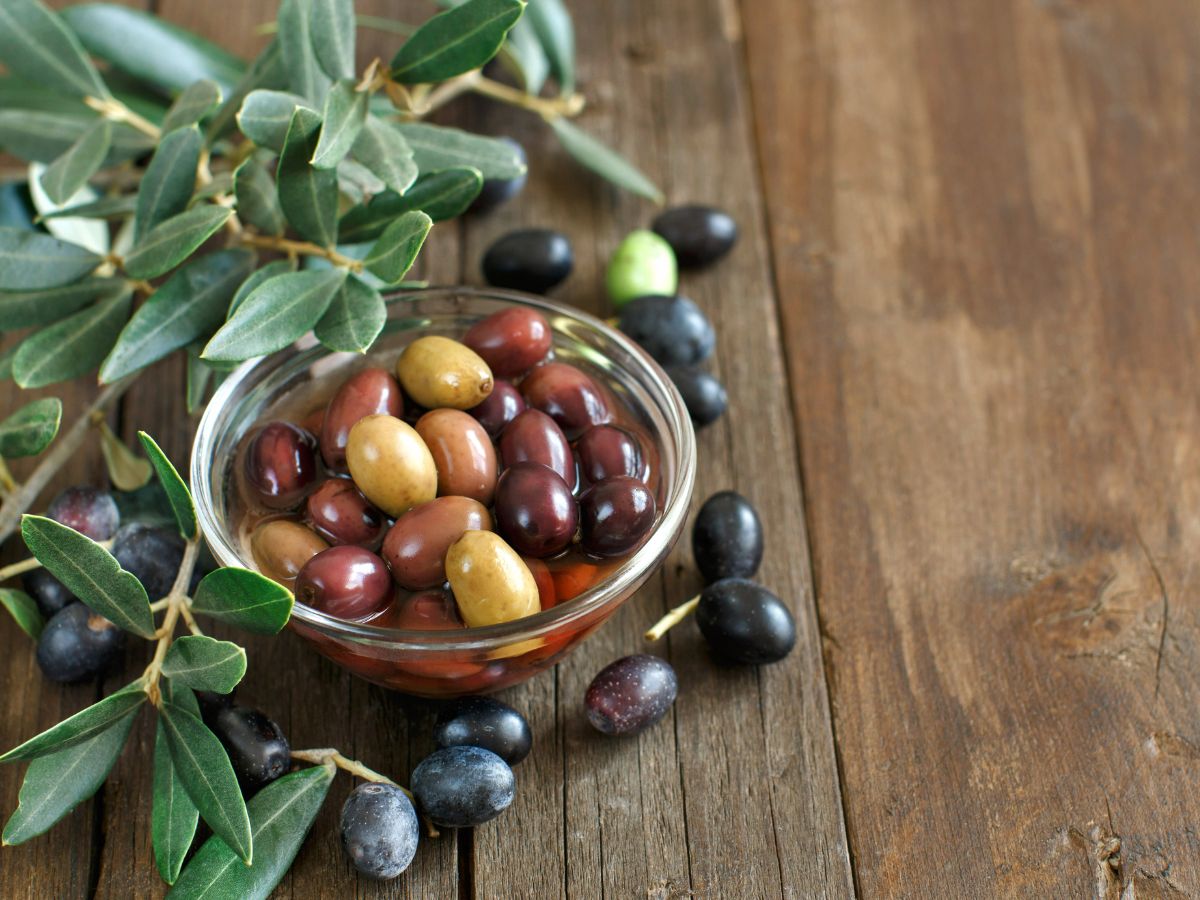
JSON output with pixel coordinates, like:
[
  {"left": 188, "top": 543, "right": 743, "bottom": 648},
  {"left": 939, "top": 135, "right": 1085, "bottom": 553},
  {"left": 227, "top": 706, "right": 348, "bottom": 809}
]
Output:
[
  {"left": 468, "top": 137, "right": 527, "bottom": 214},
  {"left": 244, "top": 421, "right": 319, "bottom": 509},
  {"left": 346, "top": 414, "right": 438, "bottom": 517},
  {"left": 692, "top": 491, "right": 763, "bottom": 583},
  {"left": 493, "top": 462, "right": 578, "bottom": 558},
  {"left": 383, "top": 496, "right": 492, "bottom": 590},
  {"left": 446, "top": 530, "right": 539, "bottom": 627},
  {"left": 576, "top": 425, "right": 644, "bottom": 484},
  {"left": 46, "top": 486, "right": 120, "bottom": 540},
  {"left": 387, "top": 589, "right": 465, "bottom": 630},
  {"left": 696, "top": 579, "right": 796, "bottom": 664},
  {"left": 468, "top": 381, "right": 526, "bottom": 438},
  {"left": 411, "top": 745, "right": 515, "bottom": 828},
  {"left": 481, "top": 228, "right": 573, "bottom": 294},
  {"left": 396, "top": 336, "right": 494, "bottom": 410},
  {"left": 665, "top": 365, "right": 727, "bottom": 427},
  {"left": 579, "top": 476, "right": 657, "bottom": 557},
  {"left": 617, "top": 295, "right": 715, "bottom": 366},
  {"left": 306, "top": 479, "right": 386, "bottom": 547},
  {"left": 250, "top": 519, "right": 329, "bottom": 584},
  {"left": 204, "top": 704, "right": 291, "bottom": 794},
  {"left": 416, "top": 409, "right": 498, "bottom": 505},
  {"left": 651, "top": 205, "right": 738, "bottom": 268},
  {"left": 463, "top": 307, "right": 552, "bottom": 377},
  {"left": 36, "top": 603, "right": 125, "bottom": 683},
  {"left": 295, "top": 545, "right": 392, "bottom": 621},
  {"left": 520, "top": 362, "right": 612, "bottom": 439},
  {"left": 320, "top": 367, "right": 403, "bottom": 469},
  {"left": 585, "top": 654, "right": 677, "bottom": 736},
  {"left": 434, "top": 696, "right": 532, "bottom": 765},
  {"left": 498, "top": 408, "right": 574, "bottom": 485}
]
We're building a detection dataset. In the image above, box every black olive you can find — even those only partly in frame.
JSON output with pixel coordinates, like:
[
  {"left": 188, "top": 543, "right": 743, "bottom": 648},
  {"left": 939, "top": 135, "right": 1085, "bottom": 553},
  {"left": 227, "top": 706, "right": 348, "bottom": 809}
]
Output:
[
  {"left": 665, "top": 365, "right": 727, "bottom": 427},
  {"left": 692, "top": 490, "right": 763, "bottom": 582},
  {"left": 651, "top": 205, "right": 738, "bottom": 268},
  {"left": 618, "top": 295, "right": 715, "bottom": 366},
  {"left": 696, "top": 579, "right": 795, "bottom": 664},
  {"left": 482, "top": 228, "right": 573, "bottom": 294}
]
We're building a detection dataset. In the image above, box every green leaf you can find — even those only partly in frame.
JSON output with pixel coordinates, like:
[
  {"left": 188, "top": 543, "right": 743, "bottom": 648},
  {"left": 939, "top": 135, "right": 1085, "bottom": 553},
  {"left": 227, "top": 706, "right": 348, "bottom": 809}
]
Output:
[
  {"left": 277, "top": 108, "right": 339, "bottom": 247},
  {"left": 39, "top": 195, "right": 137, "bottom": 221},
  {"left": 311, "top": 80, "right": 368, "bottom": 170},
  {"left": 39, "top": 119, "right": 111, "bottom": 206},
  {"left": 338, "top": 167, "right": 481, "bottom": 243},
  {"left": 206, "top": 39, "right": 288, "bottom": 142},
  {"left": 136, "top": 125, "right": 202, "bottom": 241},
  {"left": 0, "top": 111, "right": 152, "bottom": 167},
  {"left": 12, "top": 290, "right": 129, "bottom": 387},
  {"left": 526, "top": 0, "right": 574, "bottom": 92},
  {"left": 0, "top": 344, "right": 17, "bottom": 382},
  {"left": 364, "top": 211, "right": 432, "bottom": 284},
  {"left": 350, "top": 116, "right": 418, "bottom": 195},
  {"left": 203, "top": 268, "right": 346, "bottom": 363},
  {"left": 501, "top": 18, "right": 549, "bottom": 95},
  {"left": 314, "top": 276, "right": 385, "bottom": 353},
  {"left": 310, "top": 0, "right": 356, "bottom": 80},
  {"left": 0, "top": 397, "right": 61, "bottom": 458},
  {"left": 391, "top": 0, "right": 525, "bottom": 84},
  {"left": 236, "top": 90, "right": 312, "bottom": 152},
  {"left": 191, "top": 567, "right": 294, "bottom": 634},
  {"left": 20, "top": 514, "right": 155, "bottom": 636},
  {"left": 337, "top": 159, "right": 385, "bottom": 205},
  {"left": 124, "top": 205, "right": 232, "bottom": 280},
  {"left": 159, "top": 701, "right": 253, "bottom": 864},
  {"left": 0, "top": 682, "right": 145, "bottom": 762},
  {"left": 161, "top": 636, "right": 247, "bottom": 694},
  {"left": 0, "top": 76, "right": 91, "bottom": 116},
  {"left": 0, "top": 226, "right": 101, "bottom": 291},
  {"left": 185, "top": 345, "right": 213, "bottom": 414},
  {"left": 162, "top": 79, "right": 222, "bottom": 133},
  {"left": 100, "top": 249, "right": 255, "bottom": 383},
  {"left": 152, "top": 717, "right": 199, "bottom": 884},
  {"left": 234, "top": 160, "right": 284, "bottom": 236},
  {"left": 61, "top": 4, "right": 245, "bottom": 96},
  {"left": 26, "top": 164, "right": 109, "bottom": 255},
  {"left": 394, "top": 122, "right": 526, "bottom": 179},
  {"left": 136, "top": 432, "right": 197, "bottom": 540},
  {"left": 0, "top": 0, "right": 109, "bottom": 99},
  {"left": 98, "top": 420, "right": 151, "bottom": 491},
  {"left": 0, "top": 182, "right": 36, "bottom": 230},
  {"left": 167, "top": 764, "right": 334, "bottom": 900},
  {"left": 278, "top": 0, "right": 332, "bottom": 103},
  {"left": 0, "top": 277, "right": 124, "bottom": 332},
  {"left": 2, "top": 701, "right": 136, "bottom": 844},
  {"left": 228, "top": 259, "right": 296, "bottom": 316},
  {"left": 192, "top": 173, "right": 235, "bottom": 205},
  {"left": 0, "top": 588, "right": 44, "bottom": 641},
  {"left": 550, "top": 117, "right": 663, "bottom": 202}
]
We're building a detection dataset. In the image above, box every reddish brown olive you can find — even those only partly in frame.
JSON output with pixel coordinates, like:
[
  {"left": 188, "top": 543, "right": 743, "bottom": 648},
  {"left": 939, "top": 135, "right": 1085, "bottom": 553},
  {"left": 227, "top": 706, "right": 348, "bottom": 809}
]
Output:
[
  {"left": 463, "top": 307, "right": 552, "bottom": 377},
  {"left": 520, "top": 362, "right": 612, "bottom": 438},
  {"left": 320, "top": 368, "right": 404, "bottom": 470},
  {"left": 494, "top": 462, "right": 579, "bottom": 558},
  {"left": 576, "top": 425, "right": 644, "bottom": 484},
  {"left": 244, "top": 422, "right": 319, "bottom": 510},
  {"left": 579, "top": 476, "right": 657, "bottom": 557},
  {"left": 416, "top": 409, "right": 498, "bottom": 505},
  {"left": 306, "top": 479, "right": 386, "bottom": 548},
  {"left": 468, "top": 381, "right": 526, "bottom": 438},
  {"left": 382, "top": 496, "right": 493, "bottom": 590},
  {"left": 499, "top": 408, "right": 574, "bottom": 486},
  {"left": 295, "top": 546, "right": 392, "bottom": 621}
]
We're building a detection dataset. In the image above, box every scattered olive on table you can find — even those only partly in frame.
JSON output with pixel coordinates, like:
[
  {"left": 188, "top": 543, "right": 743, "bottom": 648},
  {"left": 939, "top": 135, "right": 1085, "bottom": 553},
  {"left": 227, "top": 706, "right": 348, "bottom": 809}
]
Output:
[
  {"left": 201, "top": 702, "right": 291, "bottom": 795},
  {"left": 36, "top": 602, "right": 125, "bottom": 683},
  {"left": 411, "top": 745, "right": 516, "bottom": 828},
  {"left": 22, "top": 567, "right": 76, "bottom": 618},
  {"left": 617, "top": 294, "right": 715, "bottom": 367},
  {"left": 341, "top": 782, "right": 420, "bottom": 880},
  {"left": 651, "top": 204, "right": 739, "bottom": 269},
  {"left": 692, "top": 490, "right": 764, "bottom": 582},
  {"left": 482, "top": 228, "right": 574, "bottom": 294},
  {"left": 468, "top": 137, "right": 527, "bottom": 215},
  {"left": 606, "top": 229, "right": 678, "bottom": 308},
  {"left": 585, "top": 654, "right": 678, "bottom": 736},
  {"left": 695, "top": 578, "right": 797, "bottom": 664},
  {"left": 434, "top": 696, "right": 533, "bottom": 765}
]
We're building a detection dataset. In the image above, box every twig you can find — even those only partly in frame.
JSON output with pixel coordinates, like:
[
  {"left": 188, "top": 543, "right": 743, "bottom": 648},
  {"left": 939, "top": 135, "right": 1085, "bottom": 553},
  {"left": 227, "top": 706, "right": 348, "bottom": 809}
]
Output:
[
  {"left": 83, "top": 95, "right": 162, "bottom": 140},
  {"left": 237, "top": 232, "right": 363, "bottom": 271},
  {"left": 0, "top": 458, "right": 16, "bottom": 495},
  {"left": 468, "top": 75, "right": 585, "bottom": 120},
  {"left": 0, "top": 538, "right": 114, "bottom": 584},
  {"left": 644, "top": 595, "right": 701, "bottom": 641},
  {"left": 141, "top": 538, "right": 201, "bottom": 706},
  {"left": 291, "top": 748, "right": 440, "bottom": 837}
]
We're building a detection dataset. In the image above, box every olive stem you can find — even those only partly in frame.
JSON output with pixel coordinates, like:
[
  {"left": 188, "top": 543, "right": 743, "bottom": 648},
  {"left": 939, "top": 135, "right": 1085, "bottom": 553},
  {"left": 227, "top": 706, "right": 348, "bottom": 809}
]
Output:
[
  {"left": 468, "top": 75, "right": 586, "bottom": 120},
  {"left": 141, "top": 538, "right": 201, "bottom": 706},
  {"left": 149, "top": 598, "right": 170, "bottom": 613},
  {"left": 179, "top": 601, "right": 203, "bottom": 636},
  {"left": 0, "top": 458, "right": 17, "bottom": 495},
  {"left": 236, "top": 232, "right": 364, "bottom": 272},
  {"left": 644, "top": 594, "right": 701, "bottom": 641},
  {"left": 83, "top": 95, "right": 162, "bottom": 140}
]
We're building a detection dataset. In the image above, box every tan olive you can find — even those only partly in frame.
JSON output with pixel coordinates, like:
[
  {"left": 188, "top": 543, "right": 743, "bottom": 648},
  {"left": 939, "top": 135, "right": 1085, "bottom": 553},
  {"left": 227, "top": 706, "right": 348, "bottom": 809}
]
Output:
[
  {"left": 345, "top": 414, "right": 438, "bottom": 517},
  {"left": 415, "top": 409, "right": 498, "bottom": 505},
  {"left": 445, "top": 531, "right": 539, "bottom": 627},
  {"left": 395, "top": 336, "right": 494, "bottom": 410},
  {"left": 250, "top": 519, "right": 328, "bottom": 585}
]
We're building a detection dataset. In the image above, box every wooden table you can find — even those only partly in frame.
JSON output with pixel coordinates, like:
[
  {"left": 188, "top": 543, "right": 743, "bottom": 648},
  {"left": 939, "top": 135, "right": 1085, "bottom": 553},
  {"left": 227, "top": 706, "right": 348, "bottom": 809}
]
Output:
[{"left": 3, "top": 0, "right": 1199, "bottom": 896}]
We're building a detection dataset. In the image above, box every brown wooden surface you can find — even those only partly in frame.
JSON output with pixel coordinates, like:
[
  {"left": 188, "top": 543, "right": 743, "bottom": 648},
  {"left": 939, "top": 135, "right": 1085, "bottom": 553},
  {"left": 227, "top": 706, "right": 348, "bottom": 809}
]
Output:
[{"left": 4, "top": 0, "right": 1200, "bottom": 897}]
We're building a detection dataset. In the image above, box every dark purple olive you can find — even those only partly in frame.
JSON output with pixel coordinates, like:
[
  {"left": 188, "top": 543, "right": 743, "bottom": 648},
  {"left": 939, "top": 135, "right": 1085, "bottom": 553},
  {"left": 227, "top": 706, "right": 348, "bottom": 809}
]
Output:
[
  {"left": 494, "top": 462, "right": 578, "bottom": 558},
  {"left": 617, "top": 295, "right": 715, "bottom": 366},
  {"left": 411, "top": 745, "right": 515, "bottom": 827},
  {"left": 321, "top": 368, "right": 404, "bottom": 469},
  {"left": 651, "top": 205, "right": 738, "bottom": 268},
  {"left": 468, "top": 381, "right": 526, "bottom": 438},
  {"left": 36, "top": 603, "right": 125, "bottom": 683},
  {"left": 468, "top": 137, "right": 527, "bottom": 214},
  {"left": 341, "top": 782, "right": 420, "bottom": 879},
  {"left": 585, "top": 654, "right": 677, "bottom": 735},
  {"left": 692, "top": 491, "right": 763, "bottom": 583},
  {"left": 520, "top": 362, "right": 612, "bottom": 439},
  {"left": 665, "top": 365, "right": 727, "bottom": 427},
  {"left": 22, "top": 568, "right": 76, "bottom": 617},
  {"left": 434, "top": 696, "right": 532, "bottom": 765},
  {"left": 306, "top": 479, "right": 386, "bottom": 547},
  {"left": 112, "top": 523, "right": 185, "bottom": 599},
  {"left": 576, "top": 425, "right": 643, "bottom": 484},
  {"left": 46, "top": 486, "right": 120, "bottom": 540},
  {"left": 499, "top": 408, "right": 574, "bottom": 486},
  {"left": 295, "top": 545, "right": 392, "bottom": 620},
  {"left": 245, "top": 421, "right": 319, "bottom": 509},
  {"left": 482, "top": 228, "right": 573, "bottom": 294},
  {"left": 203, "top": 704, "right": 291, "bottom": 794},
  {"left": 696, "top": 579, "right": 795, "bottom": 664},
  {"left": 579, "top": 476, "right": 656, "bottom": 557},
  {"left": 463, "top": 307, "right": 552, "bottom": 377}
]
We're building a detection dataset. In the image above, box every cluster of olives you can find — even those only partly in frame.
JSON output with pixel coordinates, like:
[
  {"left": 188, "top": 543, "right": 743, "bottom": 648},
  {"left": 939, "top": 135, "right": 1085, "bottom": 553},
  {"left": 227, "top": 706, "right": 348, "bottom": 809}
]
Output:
[{"left": 243, "top": 305, "right": 661, "bottom": 630}]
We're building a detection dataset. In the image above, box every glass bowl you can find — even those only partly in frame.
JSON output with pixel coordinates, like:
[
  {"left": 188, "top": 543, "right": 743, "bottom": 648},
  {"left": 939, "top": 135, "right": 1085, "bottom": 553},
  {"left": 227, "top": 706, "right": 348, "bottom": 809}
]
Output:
[{"left": 191, "top": 286, "right": 696, "bottom": 698}]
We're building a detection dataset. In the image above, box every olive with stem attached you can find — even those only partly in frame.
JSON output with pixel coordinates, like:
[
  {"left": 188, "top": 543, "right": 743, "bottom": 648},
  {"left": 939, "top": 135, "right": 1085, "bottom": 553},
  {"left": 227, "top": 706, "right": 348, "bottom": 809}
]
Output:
[{"left": 645, "top": 579, "right": 795, "bottom": 665}]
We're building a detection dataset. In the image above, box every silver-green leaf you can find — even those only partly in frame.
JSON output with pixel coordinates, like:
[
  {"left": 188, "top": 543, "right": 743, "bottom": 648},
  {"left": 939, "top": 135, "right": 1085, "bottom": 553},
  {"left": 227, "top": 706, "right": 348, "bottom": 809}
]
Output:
[
  {"left": 394, "top": 122, "right": 526, "bottom": 179},
  {"left": 135, "top": 125, "right": 202, "bottom": 241},
  {"left": 314, "top": 275, "right": 386, "bottom": 353},
  {"left": 236, "top": 90, "right": 312, "bottom": 152},
  {"left": 364, "top": 211, "right": 432, "bottom": 284},
  {"left": 0, "top": 226, "right": 102, "bottom": 291},
  {"left": 0, "top": 682, "right": 145, "bottom": 762},
  {"left": 0, "top": 397, "right": 61, "bottom": 458},
  {"left": 277, "top": 107, "right": 339, "bottom": 248},
  {"left": 0, "top": 277, "right": 124, "bottom": 332},
  {"left": 311, "top": 80, "right": 368, "bottom": 170},
  {"left": 549, "top": 117, "right": 663, "bottom": 202},
  {"left": 227, "top": 258, "right": 295, "bottom": 316},
  {"left": 152, "top": 716, "right": 199, "bottom": 885},
  {"left": 0, "top": 110, "right": 152, "bottom": 167},
  {"left": 337, "top": 167, "right": 481, "bottom": 242},
  {"left": 161, "top": 635, "right": 247, "bottom": 694},
  {"left": 310, "top": 0, "right": 356, "bottom": 80},
  {"left": 137, "top": 431, "right": 197, "bottom": 539},
  {"left": 123, "top": 204, "right": 232, "bottom": 280},
  {"left": 39, "top": 119, "right": 112, "bottom": 205},
  {"left": 234, "top": 160, "right": 285, "bottom": 235},
  {"left": 0, "top": 0, "right": 110, "bottom": 99},
  {"left": 350, "top": 116, "right": 418, "bottom": 196},
  {"left": 162, "top": 79, "right": 222, "bottom": 133},
  {"left": 391, "top": 0, "right": 526, "bottom": 84},
  {"left": 0, "top": 588, "right": 44, "bottom": 641},
  {"left": 277, "top": 0, "right": 332, "bottom": 102},
  {"left": 526, "top": 0, "right": 575, "bottom": 93},
  {"left": 13, "top": 290, "right": 130, "bottom": 388}
]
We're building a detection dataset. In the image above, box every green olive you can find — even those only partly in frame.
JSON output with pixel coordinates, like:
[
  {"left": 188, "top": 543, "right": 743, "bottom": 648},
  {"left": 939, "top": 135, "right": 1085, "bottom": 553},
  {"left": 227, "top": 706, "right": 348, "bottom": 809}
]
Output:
[
  {"left": 395, "top": 336, "right": 494, "bottom": 410},
  {"left": 346, "top": 414, "right": 438, "bottom": 517},
  {"left": 606, "top": 229, "right": 678, "bottom": 308},
  {"left": 250, "top": 519, "right": 328, "bottom": 586},
  {"left": 446, "top": 530, "right": 540, "bottom": 627}
]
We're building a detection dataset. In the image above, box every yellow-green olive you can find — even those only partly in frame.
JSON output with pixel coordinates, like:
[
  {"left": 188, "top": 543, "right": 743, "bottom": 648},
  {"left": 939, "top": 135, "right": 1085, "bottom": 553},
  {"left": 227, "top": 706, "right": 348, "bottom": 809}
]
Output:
[
  {"left": 346, "top": 414, "right": 437, "bottom": 517},
  {"left": 250, "top": 519, "right": 328, "bottom": 585},
  {"left": 396, "top": 336, "right": 494, "bottom": 410},
  {"left": 446, "top": 531, "right": 539, "bottom": 627}
]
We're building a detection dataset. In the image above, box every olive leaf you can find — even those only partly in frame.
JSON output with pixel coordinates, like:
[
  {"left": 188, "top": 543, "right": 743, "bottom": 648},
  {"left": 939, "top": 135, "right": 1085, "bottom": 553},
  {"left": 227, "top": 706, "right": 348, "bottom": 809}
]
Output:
[
  {"left": 309, "top": 0, "right": 356, "bottom": 80},
  {"left": 277, "top": 107, "right": 339, "bottom": 248},
  {"left": 190, "top": 568, "right": 294, "bottom": 635},
  {"left": 0, "top": 345, "right": 18, "bottom": 382},
  {"left": 337, "top": 159, "right": 386, "bottom": 205},
  {"left": 13, "top": 290, "right": 131, "bottom": 388},
  {"left": 501, "top": 18, "right": 549, "bottom": 94},
  {"left": 167, "top": 764, "right": 334, "bottom": 900},
  {"left": 363, "top": 210, "right": 432, "bottom": 284},
  {"left": 393, "top": 122, "right": 526, "bottom": 179},
  {"left": 0, "top": 110, "right": 153, "bottom": 167},
  {"left": 0, "top": 588, "right": 44, "bottom": 641},
  {"left": 0, "top": 76, "right": 88, "bottom": 117},
  {"left": 526, "top": 0, "right": 575, "bottom": 92},
  {"left": 234, "top": 160, "right": 285, "bottom": 236},
  {"left": 0, "top": 0, "right": 110, "bottom": 100},
  {"left": 228, "top": 258, "right": 296, "bottom": 316},
  {"left": 0, "top": 397, "right": 62, "bottom": 458},
  {"left": 207, "top": 39, "right": 288, "bottom": 142},
  {"left": 314, "top": 275, "right": 386, "bottom": 353},
  {"left": 0, "top": 278, "right": 125, "bottom": 332},
  {"left": 236, "top": 90, "right": 313, "bottom": 152},
  {"left": 20, "top": 514, "right": 156, "bottom": 637},
  {"left": 185, "top": 345, "right": 213, "bottom": 415},
  {"left": 278, "top": 0, "right": 333, "bottom": 103},
  {"left": 549, "top": 117, "right": 663, "bottom": 202},
  {"left": 161, "top": 636, "right": 247, "bottom": 694},
  {"left": 26, "top": 163, "right": 109, "bottom": 255},
  {"left": 161, "top": 79, "right": 222, "bottom": 133},
  {"left": 39, "top": 119, "right": 112, "bottom": 205},
  {"left": 98, "top": 420, "right": 152, "bottom": 491},
  {"left": 137, "top": 431, "right": 197, "bottom": 539},
  {"left": 39, "top": 195, "right": 137, "bottom": 220},
  {"left": 338, "top": 167, "right": 482, "bottom": 242},
  {"left": 0, "top": 682, "right": 146, "bottom": 762},
  {"left": 350, "top": 116, "right": 418, "bottom": 195},
  {"left": 135, "top": 125, "right": 202, "bottom": 241},
  {"left": 0, "top": 181, "right": 36, "bottom": 230},
  {"left": 390, "top": 0, "right": 525, "bottom": 84},
  {"left": 311, "top": 80, "right": 368, "bottom": 169},
  {"left": 0, "top": 226, "right": 103, "bottom": 291},
  {"left": 124, "top": 205, "right": 232, "bottom": 279},
  {"left": 152, "top": 716, "right": 199, "bottom": 885}
]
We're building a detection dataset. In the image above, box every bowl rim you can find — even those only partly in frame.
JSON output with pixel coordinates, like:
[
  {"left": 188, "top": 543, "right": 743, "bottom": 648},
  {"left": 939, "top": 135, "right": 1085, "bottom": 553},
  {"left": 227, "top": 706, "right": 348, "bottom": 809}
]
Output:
[{"left": 191, "top": 285, "right": 697, "bottom": 652}]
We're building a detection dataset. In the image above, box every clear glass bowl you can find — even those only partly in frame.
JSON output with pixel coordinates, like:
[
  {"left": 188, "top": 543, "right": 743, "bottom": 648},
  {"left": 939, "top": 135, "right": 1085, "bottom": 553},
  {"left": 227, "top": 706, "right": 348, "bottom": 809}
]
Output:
[{"left": 191, "top": 287, "right": 696, "bottom": 698}]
